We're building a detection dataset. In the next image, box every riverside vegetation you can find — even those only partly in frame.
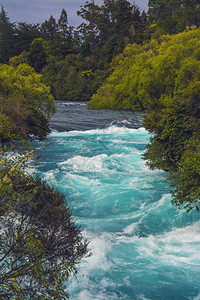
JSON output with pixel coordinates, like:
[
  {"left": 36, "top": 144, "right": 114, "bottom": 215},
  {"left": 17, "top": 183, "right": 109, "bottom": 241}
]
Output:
[
  {"left": 0, "top": 0, "right": 200, "bottom": 298},
  {"left": 0, "top": 33, "right": 90, "bottom": 299},
  {"left": 0, "top": 63, "right": 89, "bottom": 298},
  {"left": 88, "top": 26, "right": 200, "bottom": 211}
]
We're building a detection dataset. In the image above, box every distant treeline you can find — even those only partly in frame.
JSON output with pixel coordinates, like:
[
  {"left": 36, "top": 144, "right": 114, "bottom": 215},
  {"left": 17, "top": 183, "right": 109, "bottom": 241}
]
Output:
[{"left": 1, "top": 0, "right": 199, "bottom": 101}]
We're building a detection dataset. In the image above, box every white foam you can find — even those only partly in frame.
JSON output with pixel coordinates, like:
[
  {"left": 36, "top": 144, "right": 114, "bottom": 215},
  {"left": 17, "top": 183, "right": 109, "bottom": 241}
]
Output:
[
  {"left": 80, "top": 231, "right": 112, "bottom": 271},
  {"left": 59, "top": 154, "right": 108, "bottom": 172},
  {"left": 123, "top": 222, "right": 138, "bottom": 234},
  {"left": 43, "top": 170, "right": 58, "bottom": 185},
  {"left": 135, "top": 220, "right": 200, "bottom": 267},
  {"left": 49, "top": 126, "right": 148, "bottom": 137},
  {"left": 58, "top": 101, "right": 86, "bottom": 106},
  {"left": 193, "top": 293, "right": 200, "bottom": 300},
  {"left": 121, "top": 119, "right": 132, "bottom": 125},
  {"left": 110, "top": 153, "right": 125, "bottom": 158}
]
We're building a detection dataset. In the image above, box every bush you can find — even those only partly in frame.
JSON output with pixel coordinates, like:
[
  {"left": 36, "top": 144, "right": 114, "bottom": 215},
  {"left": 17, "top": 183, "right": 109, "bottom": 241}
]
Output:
[
  {"left": 0, "top": 63, "right": 56, "bottom": 141},
  {"left": 0, "top": 148, "right": 89, "bottom": 299}
]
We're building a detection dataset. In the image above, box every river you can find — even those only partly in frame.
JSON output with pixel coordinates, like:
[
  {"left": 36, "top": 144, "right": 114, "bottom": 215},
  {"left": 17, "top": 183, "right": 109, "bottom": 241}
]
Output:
[{"left": 36, "top": 101, "right": 200, "bottom": 300}]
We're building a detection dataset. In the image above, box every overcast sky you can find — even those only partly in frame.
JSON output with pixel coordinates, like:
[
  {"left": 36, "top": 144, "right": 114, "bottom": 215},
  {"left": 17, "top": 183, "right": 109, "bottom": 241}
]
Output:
[{"left": 1, "top": 0, "right": 148, "bottom": 27}]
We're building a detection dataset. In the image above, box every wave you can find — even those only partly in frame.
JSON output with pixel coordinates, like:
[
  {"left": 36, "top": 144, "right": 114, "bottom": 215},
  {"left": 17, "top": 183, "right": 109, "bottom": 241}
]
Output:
[
  {"left": 56, "top": 101, "right": 87, "bottom": 106},
  {"left": 49, "top": 126, "right": 148, "bottom": 137},
  {"left": 38, "top": 107, "right": 200, "bottom": 299}
]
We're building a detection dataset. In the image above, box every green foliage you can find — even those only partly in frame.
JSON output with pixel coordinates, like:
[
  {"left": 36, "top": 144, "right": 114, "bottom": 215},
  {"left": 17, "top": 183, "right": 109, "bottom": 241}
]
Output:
[
  {"left": 28, "top": 38, "right": 47, "bottom": 72},
  {"left": 42, "top": 53, "right": 107, "bottom": 101},
  {"left": 0, "top": 113, "right": 15, "bottom": 141},
  {"left": 89, "top": 26, "right": 200, "bottom": 211},
  {"left": 143, "top": 97, "right": 200, "bottom": 170},
  {"left": 0, "top": 6, "right": 42, "bottom": 63},
  {"left": 0, "top": 63, "right": 55, "bottom": 141},
  {"left": 9, "top": 51, "right": 29, "bottom": 67},
  {"left": 56, "top": 8, "right": 74, "bottom": 55},
  {"left": 0, "top": 145, "right": 89, "bottom": 299},
  {"left": 40, "top": 15, "right": 57, "bottom": 41},
  {"left": 147, "top": 0, "right": 200, "bottom": 34},
  {"left": 88, "top": 27, "right": 200, "bottom": 110},
  {"left": 0, "top": 1, "right": 148, "bottom": 101},
  {"left": 16, "top": 22, "right": 41, "bottom": 53},
  {"left": 39, "top": 0, "right": 147, "bottom": 101},
  {"left": 88, "top": 40, "right": 159, "bottom": 109},
  {"left": 1, "top": 0, "right": 200, "bottom": 101},
  {"left": 169, "top": 138, "right": 200, "bottom": 212},
  {"left": 0, "top": 5, "right": 17, "bottom": 62}
]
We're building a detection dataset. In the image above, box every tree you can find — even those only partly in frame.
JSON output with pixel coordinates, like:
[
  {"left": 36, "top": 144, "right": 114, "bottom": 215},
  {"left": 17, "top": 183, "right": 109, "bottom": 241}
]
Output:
[
  {"left": 147, "top": 0, "right": 200, "bottom": 34},
  {"left": 170, "top": 138, "right": 200, "bottom": 211},
  {"left": 77, "top": 0, "right": 101, "bottom": 48},
  {"left": 57, "top": 9, "right": 74, "bottom": 56},
  {"left": 28, "top": 38, "right": 47, "bottom": 72},
  {"left": 58, "top": 8, "right": 68, "bottom": 33},
  {"left": 0, "top": 60, "right": 89, "bottom": 297},
  {"left": 76, "top": 0, "right": 145, "bottom": 67},
  {"left": 0, "top": 63, "right": 56, "bottom": 141},
  {"left": 0, "top": 144, "right": 89, "bottom": 299},
  {"left": 41, "top": 15, "right": 57, "bottom": 41},
  {"left": 16, "top": 22, "right": 41, "bottom": 53},
  {"left": 0, "top": 5, "right": 17, "bottom": 62}
]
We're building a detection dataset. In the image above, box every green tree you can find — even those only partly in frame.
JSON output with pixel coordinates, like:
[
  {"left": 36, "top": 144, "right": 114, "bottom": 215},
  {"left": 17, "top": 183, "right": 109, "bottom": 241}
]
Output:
[
  {"left": 57, "top": 9, "right": 74, "bottom": 56},
  {"left": 41, "top": 15, "right": 57, "bottom": 41},
  {"left": 77, "top": 0, "right": 101, "bottom": 48},
  {"left": 16, "top": 22, "right": 41, "bottom": 53},
  {"left": 0, "top": 5, "right": 17, "bottom": 62},
  {"left": 147, "top": 0, "right": 200, "bottom": 34},
  {"left": 0, "top": 144, "right": 89, "bottom": 299},
  {"left": 170, "top": 138, "right": 200, "bottom": 211},
  {"left": 28, "top": 38, "right": 47, "bottom": 72},
  {"left": 0, "top": 60, "right": 89, "bottom": 297},
  {"left": 0, "top": 63, "right": 55, "bottom": 140}
]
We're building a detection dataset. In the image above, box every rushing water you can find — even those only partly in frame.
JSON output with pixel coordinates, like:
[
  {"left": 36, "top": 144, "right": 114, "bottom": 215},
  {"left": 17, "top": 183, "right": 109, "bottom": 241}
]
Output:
[{"left": 37, "top": 101, "right": 200, "bottom": 300}]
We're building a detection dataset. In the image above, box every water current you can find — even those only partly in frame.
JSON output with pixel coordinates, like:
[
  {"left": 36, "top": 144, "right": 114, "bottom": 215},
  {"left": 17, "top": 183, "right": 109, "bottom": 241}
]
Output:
[{"left": 36, "top": 101, "right": 200, "bottom": 300}]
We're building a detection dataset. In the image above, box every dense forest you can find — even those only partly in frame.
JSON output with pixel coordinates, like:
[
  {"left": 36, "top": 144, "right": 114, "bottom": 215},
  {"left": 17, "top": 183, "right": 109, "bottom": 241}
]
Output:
[
  {"left": 0, "top": 1, "right": 148, "bottom": 101},
  {"left": 1, "top": 0, "right": 200, "bottom": 102},
  {"left": 1, "top": 0, "right": 200, "bottom": 298}
]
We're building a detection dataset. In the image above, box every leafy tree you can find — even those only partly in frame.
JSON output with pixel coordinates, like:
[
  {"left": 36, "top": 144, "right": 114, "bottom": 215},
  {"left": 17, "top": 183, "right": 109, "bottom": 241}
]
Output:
[
  {"left": 170, "top": 138, "right": 200, "bottom": 211},
  {"left": 147, "top": 0, "right": 200, "bottom": 34},
  {"left": 88, "top": 27, "right": 200, "bottom": 111},
  {"left": 77, "top": 0, "right": 145, "bottom": 65},
  {"left": 0, "top": 61, "right": 89, "bottom": 297},
  {"left": 0, "top": 63, "right": 55, "bottom": 140},
  {"left": 143, "top": 97, "right": 200, "bottom": 171},
  {"left": 0, "top": 7, "right": 42, "bottom": 63},
  {"left": 28, "top": 38, "right": 47, "bottom": 72},
  {"left": 77, "top": 0, "right": 101, "bottom": 48},
  {"left": 9, "top": 51, "right": 29, "bottom": 67},
  {"left": 0, "top": 143, "right": 89, "bottom": 299},
  {"left": 58, "top": 8, "right": 68, "bottom": 34}
]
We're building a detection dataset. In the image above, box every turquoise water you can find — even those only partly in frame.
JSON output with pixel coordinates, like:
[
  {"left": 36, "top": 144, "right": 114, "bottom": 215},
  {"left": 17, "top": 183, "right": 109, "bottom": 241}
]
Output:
[{"left": 37, "top": 102, "right": 200, "bottom": 300}]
